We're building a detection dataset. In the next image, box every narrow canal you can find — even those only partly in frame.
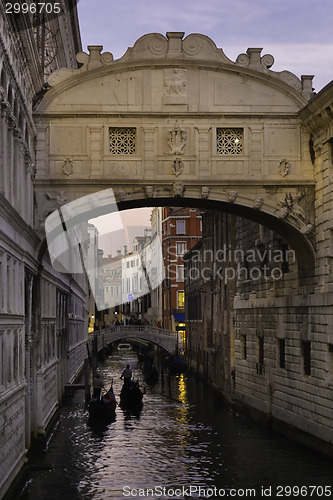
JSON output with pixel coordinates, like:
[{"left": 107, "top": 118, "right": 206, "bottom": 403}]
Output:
[{"left": 18, "top": 351, "right": 333, "bottom": 499}]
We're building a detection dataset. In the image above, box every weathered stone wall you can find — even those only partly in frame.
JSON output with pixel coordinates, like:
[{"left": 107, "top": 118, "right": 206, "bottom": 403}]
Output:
[
  {"left": 233, "top": 211, "right": 333, "bottom": 455},
  {"left": 0, "top": 5, "right": 86, "bottom": 498}
]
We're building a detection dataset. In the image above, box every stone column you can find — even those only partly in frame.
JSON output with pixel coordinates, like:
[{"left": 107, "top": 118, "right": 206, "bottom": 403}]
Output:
[
  {"left": 195, "top": 126, "right": 211, "bottom": 178},
  {"left": 89, "top": 125, "right": 103, "bottom": 178},
  {"left": 249, "top": 125, "right": 263, "bottom": 175},
  {"left": 143, "top": 126, "right": 156, "bottom": 178}
]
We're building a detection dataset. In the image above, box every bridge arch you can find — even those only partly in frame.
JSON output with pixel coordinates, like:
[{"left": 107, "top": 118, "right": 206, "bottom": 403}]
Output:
[
  {"left": 88, "top": 326, "right": 180, "bottom": 356},
  {"left": 38, "top": 191, "right": 314, "bottom": 277}
]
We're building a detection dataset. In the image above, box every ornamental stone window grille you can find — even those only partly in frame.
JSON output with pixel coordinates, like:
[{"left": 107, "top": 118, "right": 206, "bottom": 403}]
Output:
[
  {"left": 109, "top": 127, "right": 136, "bottom": 154},
  {"left": 216, "top": 128, "right": 243, "bottom": 155}
]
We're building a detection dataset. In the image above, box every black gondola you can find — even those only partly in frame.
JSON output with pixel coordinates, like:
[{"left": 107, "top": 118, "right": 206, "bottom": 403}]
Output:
[
  {"left": 88, "top": 385, "right": 117, "bottom": 420},
  {"left": 119, "top": 380, "right": 144, "bottom": 410}
]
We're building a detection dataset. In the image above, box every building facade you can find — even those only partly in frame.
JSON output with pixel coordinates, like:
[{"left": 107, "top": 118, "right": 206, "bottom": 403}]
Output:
[
  {"left": 0, "top": 4, "right": 87, "bottom": 497},
  {"left": 162, "top": 207, "right": 202, "bottom": 335},
  {"left": 185, "top": 194, "right": 333, "bottom": 456},
  {"left": 184, "top": 211, "right": 237, "bottom": 401}
]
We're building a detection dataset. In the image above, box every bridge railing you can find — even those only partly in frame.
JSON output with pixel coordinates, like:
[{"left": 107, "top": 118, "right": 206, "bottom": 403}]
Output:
[
  {"left": 89, "top": 324, "right": 178, "bottom": 339},
  {"left": 87, "top": 325, "right": 182, "bottom": 355}
]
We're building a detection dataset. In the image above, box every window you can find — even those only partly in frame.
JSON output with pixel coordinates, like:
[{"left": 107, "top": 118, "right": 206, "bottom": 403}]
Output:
[
  {"left": 176, "top": 241, "right": 187, "bottom": 257},
  {"left": 302, "top": 341, "right": 311, "bottom": 376},
  {"left": 328, "top": 344, "right": 333, "bottom": 380},
  {"left": 258, "top": 337, "right": 264, "bottom": 364},
  {"left": 217, "top": 128, "right": 243, "bottom": 155},
  {"left": 176, "top": 265, "right": 184, "bottom": 282},
  {"left": 241, "top": 335, "right": 247, "bottom": 360},
  {"left": 176, "top": 220, "right": 186, "bottom": 235},
  {"left": 109, "top": 127, "right": 136, "bottom": 154},
  {"left": 177, "top": 290, "right": 185, "bottom": 308},
  {"left": 256, "top": 336, "right": 264, "bottom": 374},
  {"left": 279, "top": 339, "right": 286, "bottom": 369}
]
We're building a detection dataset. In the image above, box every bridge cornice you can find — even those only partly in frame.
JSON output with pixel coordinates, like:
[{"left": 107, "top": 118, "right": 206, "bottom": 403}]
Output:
[{"left": 300, "top": 82, "right": 333, "bottom": 142}]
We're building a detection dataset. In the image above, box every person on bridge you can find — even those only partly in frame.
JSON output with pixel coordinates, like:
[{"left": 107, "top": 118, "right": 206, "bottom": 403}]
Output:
[{"left": 120, "top": 365, "right": 132, "bottom": 388}]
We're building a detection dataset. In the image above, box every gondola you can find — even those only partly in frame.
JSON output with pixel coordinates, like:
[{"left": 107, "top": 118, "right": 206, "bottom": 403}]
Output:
[
  {"left": 119, "top": 380, "right": 144, "bottom": 410},
  {"left": 88, "top": 385, "right": 117, "bottom": 420}
]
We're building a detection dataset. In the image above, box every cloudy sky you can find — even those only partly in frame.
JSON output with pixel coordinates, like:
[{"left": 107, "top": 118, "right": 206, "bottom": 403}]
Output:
[{"left": 77, "top": 0, "right": 332, "bottom": 93}]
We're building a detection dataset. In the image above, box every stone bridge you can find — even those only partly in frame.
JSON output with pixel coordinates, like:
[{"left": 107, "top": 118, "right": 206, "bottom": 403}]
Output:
[
  {"left": 34, "top": 32, "right": 316, "bottom": 272},
  {"left": 87, "top": 325, "right": 181, "bottom": 356}
]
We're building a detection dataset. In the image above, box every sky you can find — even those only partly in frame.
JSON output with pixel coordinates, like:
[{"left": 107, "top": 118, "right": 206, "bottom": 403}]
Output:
[
  {"left": 90, "top": 207, "right": 152, "bottom": 255},
  {"left": 77, "top": 0, "right": 333, "bottom": 93}
]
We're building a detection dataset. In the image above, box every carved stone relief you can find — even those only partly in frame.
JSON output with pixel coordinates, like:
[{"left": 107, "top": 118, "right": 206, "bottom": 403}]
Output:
[
  {"left": 117, "top": 189, "right": 127, "bottom": 202},
  {"left": 172, "top": 159, "right": 184, "bottom": 176},
  {"left": 164, "top": 68, "right": 187, "bottom": 96},
  {"left": 274, "top": 191, "right": 313, "bottom": 233},
  {"left": 145, "top": 185, "right": 154, "bottom": 198},
  {"left": 62, "top": 158, "right": 75, "bottom": 176},
  {"left": 168, "top": 124, "right": 187, "bottom": 155},
  {"left": 201, "top": 186, "right": 210, "bottom": 199},
  {"left": 168, "top": 123, "right": 187, "bottom": 176},
  {"left": 278, "top": 159, "right": 290, "bottom": 177},
  {"left": 253, "top": 196, "right": 264, "bottom": 210},
  {"left": 227, "top": 190, "right": 238, "bottom": 203},
  {"left": 46, "top": 191, "right": 67, "bottom": 207},
  {"left": 173, "top": 182, "right": 185, "bottom": 197}
]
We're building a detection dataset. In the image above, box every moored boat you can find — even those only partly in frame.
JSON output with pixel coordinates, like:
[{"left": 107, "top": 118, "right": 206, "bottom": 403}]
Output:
[{"left": 117, "top": 343, "right": 132, "bottom": 352}]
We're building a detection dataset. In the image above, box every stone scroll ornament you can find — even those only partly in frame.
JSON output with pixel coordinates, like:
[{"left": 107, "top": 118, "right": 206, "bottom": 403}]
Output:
[{"left": 168, "top": 124, "right": 187, "bottom": 176}]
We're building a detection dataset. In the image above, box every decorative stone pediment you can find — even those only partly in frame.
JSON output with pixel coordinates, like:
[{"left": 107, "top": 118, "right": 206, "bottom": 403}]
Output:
[{"left": 45, "top": 32, "right": 313, "bottom": 103}]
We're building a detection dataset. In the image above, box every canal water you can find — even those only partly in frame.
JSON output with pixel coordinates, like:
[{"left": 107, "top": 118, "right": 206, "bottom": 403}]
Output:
[{"left": 18, "top": 352, "right": 332, "bottom": 499}]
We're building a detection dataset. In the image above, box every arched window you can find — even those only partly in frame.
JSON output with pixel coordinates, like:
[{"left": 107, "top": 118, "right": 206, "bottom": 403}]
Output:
[{"left": 0, "top": 66, "right": 6, "bottom": 90}]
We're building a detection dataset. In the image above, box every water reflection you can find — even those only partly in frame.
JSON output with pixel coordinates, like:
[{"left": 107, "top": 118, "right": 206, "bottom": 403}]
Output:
[
  {"left": 174, "top": 373, "right": 192, "bottom": 452},
  {"left": 19, "top": 352, "right": 333, "bottom": 500}
]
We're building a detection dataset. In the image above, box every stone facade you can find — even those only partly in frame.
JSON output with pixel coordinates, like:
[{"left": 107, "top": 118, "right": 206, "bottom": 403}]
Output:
[
  {"left": 0, "top": 4, "right": 87, "bottom": 497},
  {"left": 185, "top": 201, "right": 333, "bottom": 456}
]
